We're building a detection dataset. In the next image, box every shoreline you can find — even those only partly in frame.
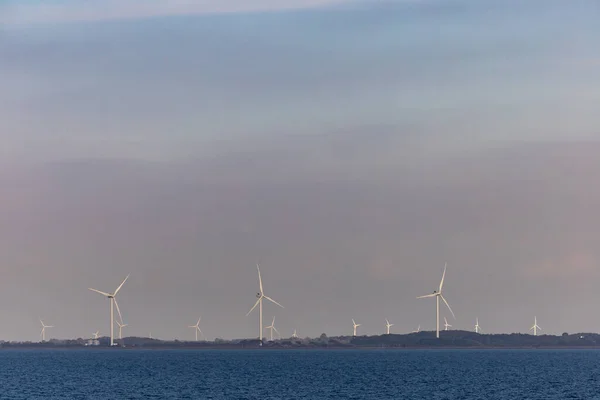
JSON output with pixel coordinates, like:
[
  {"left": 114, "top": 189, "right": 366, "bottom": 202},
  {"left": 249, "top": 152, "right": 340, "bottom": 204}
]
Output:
[{"left": 3, "top": 345, "right": 600, "bottom": 351}]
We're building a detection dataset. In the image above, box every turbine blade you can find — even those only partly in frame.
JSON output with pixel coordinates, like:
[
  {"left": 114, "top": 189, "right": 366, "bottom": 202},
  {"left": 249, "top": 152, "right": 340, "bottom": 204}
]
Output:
[
  {"left": 439, "top": 262, "right": 447, "bottom": 292},
  {"left": 417, "top": 293, "right": 436, "bottom": 299},
  {"left": 114, "top": 274, "right": 130, "bottom": 296},
  {"left": 257, "top": 264, "right": 263, "bottom": 295},
  {"left": 440, "top": 295, "right": 455, "bottom": 319},
  {"left": 246, "top": 298, "right": 261, "bottom": 316},
  {"left": 88, "top": 288, "right": 111, "bottom": 297},
  {"left": 197, "top": 317, "right": 201, "bottom": 326},
  {"left": 113, "top": 298, "right": 123, "bottom": 323},
  {"left": 264, "top": 296, "right": 284, "bottom": 308},
  {"left": 273, "top": 327, "right": 280, "bottom": 335}
]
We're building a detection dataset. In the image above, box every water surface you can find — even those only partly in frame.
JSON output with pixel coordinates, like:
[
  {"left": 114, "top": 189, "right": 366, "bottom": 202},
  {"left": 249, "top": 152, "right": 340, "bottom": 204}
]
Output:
[{"left": 1, "top": 349, "right": 599, "bottom": 399}]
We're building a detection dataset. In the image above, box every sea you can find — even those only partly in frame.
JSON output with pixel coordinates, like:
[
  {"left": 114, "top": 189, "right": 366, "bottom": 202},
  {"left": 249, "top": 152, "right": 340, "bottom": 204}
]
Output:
[{"left": 1, "top": 349, "right": 599, "bottom": 399}]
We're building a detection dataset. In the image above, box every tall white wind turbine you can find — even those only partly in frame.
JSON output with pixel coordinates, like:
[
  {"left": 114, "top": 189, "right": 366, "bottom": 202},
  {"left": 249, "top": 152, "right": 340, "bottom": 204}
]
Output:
[
  {"left": 116, "top": 321, "right": 128, "bottom": 340},
  {"left": 292, "top": 329, "right": 298, "bottom": 339},
  {"left": 246, "top": 264, "right": 283, "bottom": 343},
  {"left": 444, "top": 317, "right": 452, "bottom": 331},
  {"left": 530, "top": 316, "right": 541, "bottom": 336},
  {"left": 92, "top": 331, "right": 100, "bottom": 339},
  {"left": 88, "top": 274, "right": 129, "bottom": 346},
  {"left": 417, "top": 263, "right": 455, "bottom": 338},
  {"left": 40, "top": 319, "right": 53, "bottom": 342},
  {"left": 385, "top": 319, "right": 394, "bottom": 335},
  {"left": 188, "top": 317, "right": 203, "bottom": 341},
  {"left": 264, "top": 316, "right": 280, "bottom": 341},
  {"left": 475, "top": 318, "right": 481, "bottom": 333},
  {"left": 352, "top": 319, "right": 361, "bottom": 336}
]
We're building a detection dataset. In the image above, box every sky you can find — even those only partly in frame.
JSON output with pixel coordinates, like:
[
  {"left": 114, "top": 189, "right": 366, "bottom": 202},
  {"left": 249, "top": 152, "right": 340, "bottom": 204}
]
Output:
[{"left": 1, "top": 0, "right": 600, "bottom": 341}]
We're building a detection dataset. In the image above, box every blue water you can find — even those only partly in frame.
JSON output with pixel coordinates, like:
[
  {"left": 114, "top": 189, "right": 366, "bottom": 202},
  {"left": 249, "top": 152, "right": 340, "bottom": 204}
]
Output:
[{"left": 1, "top": 349, "right": 599, "bottom": 399}]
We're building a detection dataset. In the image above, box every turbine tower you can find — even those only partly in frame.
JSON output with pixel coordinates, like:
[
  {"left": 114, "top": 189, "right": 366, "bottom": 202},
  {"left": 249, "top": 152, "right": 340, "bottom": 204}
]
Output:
[
  {"left": 352, "top": 319, "right": 361, "bottom": 336},
  {"left": 39, "top": 319, "right": 53, "bottom": 342},
  {"left": 264, "top": 316, "right": 280, "bottom": 341},
  {"left": 530, "top": 316, "right": 541, "bottom": 336},
  {"left": 88, "top": 274, "right": 129, "bottom": 346},
  {"left": 444, "top": 317, "right": 452, "bottom": 331},
  {"left": 417, "top": 263, "right": 455, "bottom": 338},
  {"left": 188, "top": 317, "right": 203, "bottom": 341},
  {"left": 92, "top": 331, "right": 100, "bottom": 339},
  {"left": 116, "top": 321, "right": 128, "bottom": 340},
  {"left": 475, "top": 318, "right": 481, "bottom": 333},
  {"left": 246, "top": 264, "right": 283, "bottom": 343},
  {"left": 385, "top": 319, "right": 394, "bottom": 335}
]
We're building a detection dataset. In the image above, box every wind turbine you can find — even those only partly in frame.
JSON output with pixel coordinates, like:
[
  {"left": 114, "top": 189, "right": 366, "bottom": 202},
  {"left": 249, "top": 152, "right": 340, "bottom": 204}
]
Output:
[
  {"left": 88, "top": 274, "right": 129, "bottom": 346},
  {"left": 39, "top": 319, "right": 53, "bottom": 342},
  {"left": 412, "top": 325, "right": 421, "bottom": 333},
  {"left": 417, "top": 263, "right": 455, "bottom": 338},
  {"left": 385, "top": 319, "right": 394, "bottom": 335},
  {"left": 116, "top": 321, "right": 128, "bottom": 340},
  {"left": 188, "top": 317, "right": 203, "bottom": 341},
  {"left": 530, "top": 316, "right": 541, "bottom": 336},
  {"left": 264, "top": 316, "right": 280, "bottom": 341},
  {"left": 444, "top": 317, "right": 452, "bottom": 331},
  {"left": 475, "top": 318, "right": 481, "bottom": 333},
  {"left": 352, "top": 319, "right": 361, "bottom": 336},
  {"left": 92, "top": 331, "right": 100, "bottom": 339},
  {"left": 246, "top": 264, "right": 283, "bottom": 343},
  {"left": 291, "top": 329, "right": 298, "bottom": 339}
]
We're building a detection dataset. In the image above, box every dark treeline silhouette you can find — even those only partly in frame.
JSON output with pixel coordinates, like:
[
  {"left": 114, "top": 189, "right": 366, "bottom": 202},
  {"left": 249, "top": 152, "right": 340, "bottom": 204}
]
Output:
[{"left": 2, "top": 332, "right": 599, "bottom": 349}]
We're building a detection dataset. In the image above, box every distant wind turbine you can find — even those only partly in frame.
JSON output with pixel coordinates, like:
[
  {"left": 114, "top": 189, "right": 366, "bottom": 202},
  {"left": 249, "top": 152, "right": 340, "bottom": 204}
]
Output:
[
  {"left": 530, "top": 316, "right": 541, "bottom": 336},
  {"left": 352, "top": 319, "right": 361, "bottom": 336},
  {"left": 40, "top": 319, "right": 54, "bottom": 342},
  {"left": 291, "top": 329, "right": 298, "bottom": 339},
  {"left": 116, "top": 321, "right": 128, "bottom": 340},
  {"left": 246, "top": 264, "right": 283, "bottom": 343},
  {"left": 444, "top": 317, "right": 452, "bottom": 331},
  {"left": 412, "top": 325, "right": 421, "bottom": 333},
  {"left": 385, "top": 319, "right": 394, "bottom": 335},
  {"left": 88, "top": 274, "right": 129, "bottom": 346},
  {"left": 264, "top": 316, "right": 280, "bottom": 341},
  {"left": 188, "top": 317, "right": 203, "bottom": 341},
  {"left": 475, "top": 318, "right": 481, "bottom": 333},
  {"left": 417, "top": 263, "right": 455, "bottom": 338},
  {"left": 92, "top": 331, "right": 100, "bottom": 339}
]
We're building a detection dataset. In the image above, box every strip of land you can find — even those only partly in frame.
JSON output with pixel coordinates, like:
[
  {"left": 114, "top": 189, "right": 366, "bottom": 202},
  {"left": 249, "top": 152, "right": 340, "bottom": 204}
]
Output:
[{"left": 3, "top": 331, "right": 600, "bottom": 349}]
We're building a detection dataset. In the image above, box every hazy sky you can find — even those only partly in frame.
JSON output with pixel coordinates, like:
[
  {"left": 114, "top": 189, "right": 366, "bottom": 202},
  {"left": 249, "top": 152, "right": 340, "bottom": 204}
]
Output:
[{"left": 1, "top": 0, "right": 600, "bottom": 341}]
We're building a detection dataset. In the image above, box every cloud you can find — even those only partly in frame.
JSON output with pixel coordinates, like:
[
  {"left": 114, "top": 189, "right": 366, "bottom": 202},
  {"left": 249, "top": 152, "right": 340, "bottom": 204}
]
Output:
[{"left": 0, "top": 0, "right": 352, "bottom": 25}]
